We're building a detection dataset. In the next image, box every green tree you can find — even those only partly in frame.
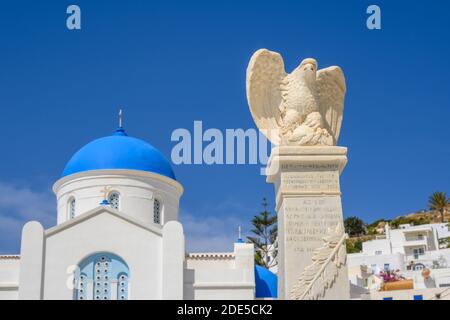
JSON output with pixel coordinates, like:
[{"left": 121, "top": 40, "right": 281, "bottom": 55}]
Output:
[
  {"left": 346, "top": 239, "right": 363, "bottom": 253},
  {"left": 428, "top": 191, "right": 449, "bottom": 223},
  {"left": 247, "top": 198, "right": 277, "bottom": 268},
  {"left": 344, "top": 216, "right": 366, "bottom": 237}
]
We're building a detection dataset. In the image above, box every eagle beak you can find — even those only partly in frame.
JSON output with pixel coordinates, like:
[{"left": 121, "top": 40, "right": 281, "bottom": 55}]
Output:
[{"left": 304, "top": 64, "right": 314, "bottom": 72}]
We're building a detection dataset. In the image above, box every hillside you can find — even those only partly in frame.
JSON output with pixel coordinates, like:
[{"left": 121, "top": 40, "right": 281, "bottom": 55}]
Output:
[{"left": 346, "top": 208, "right": 449, "bottom": 253}]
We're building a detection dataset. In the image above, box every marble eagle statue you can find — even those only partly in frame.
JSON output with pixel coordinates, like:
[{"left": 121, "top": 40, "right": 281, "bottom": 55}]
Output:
[{"left": 246, "top": 49, "right": 346, "bottom": 146}]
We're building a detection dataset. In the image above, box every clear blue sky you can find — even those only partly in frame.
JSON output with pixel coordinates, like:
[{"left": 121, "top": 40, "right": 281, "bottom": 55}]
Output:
[{"left": 0, "top": 0, "right": 449, "bottom": 253}]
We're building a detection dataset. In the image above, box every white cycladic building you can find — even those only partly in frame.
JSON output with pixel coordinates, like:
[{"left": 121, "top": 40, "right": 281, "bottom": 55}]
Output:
[
  {"left": 348, "top": 223, "right": 450, "bottom": 300},
  {"left": 0, "top": 125, "right": 277, "bottom": 300},
  {"left": 349, "top": 223, "right": 450, "bottom": 270}
]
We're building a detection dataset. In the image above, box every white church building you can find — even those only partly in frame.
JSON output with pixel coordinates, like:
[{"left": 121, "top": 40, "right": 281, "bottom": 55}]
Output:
[{"left": 0, "top": 123, "right": 277, "bottom": 300}]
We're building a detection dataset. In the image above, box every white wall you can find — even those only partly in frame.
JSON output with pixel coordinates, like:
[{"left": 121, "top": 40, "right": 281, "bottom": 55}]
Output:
[
  {"left": 22, "top": 209, "right": 165, "bottom": 300},
  {"left": 15, "top": 208, "right": 257, "bottom": 300},
  {"left": 53, "top": 170, "right": 183, "bottom": 226},
  {"left": 162, "top": 221, "right": 184, "bottom": 299},
  {"left": 361, "top": 224, "right": 445, "bottom": 259},
  {"left": 184, "top": 243, "right": 255, "bottom": 300},
  {"left": 433, "top": 223, "right": 450, "bottom": 239},
  {"left": 18, "top": 221, "right": 45, "bottom": 299},
  {"left": 0, "top": 257, "right": 20, "bottom": 300},
  {"left": 362, "top": 239, "right": 391, "bottom": 255},
  {"left": 347, "top": 252, "right": 405, "bottom": 274},
  {"left": 390, "top": 226, "right": 438, "bottom": 254},
  {"left": 389, "top": 229, "right": 406, "bottom": 254}
]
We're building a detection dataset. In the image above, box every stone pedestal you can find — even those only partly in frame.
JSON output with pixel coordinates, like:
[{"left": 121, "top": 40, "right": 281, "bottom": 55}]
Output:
[{"left": 266, "top": 146, "right": 350, "bottom": 300}]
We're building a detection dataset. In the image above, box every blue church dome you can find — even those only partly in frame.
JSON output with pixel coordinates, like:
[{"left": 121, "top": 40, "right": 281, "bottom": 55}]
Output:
[
  {"left": 62, "top": 128, "right": 176, "bottom": 180},
  {"left": 254, "top": 265, "right": 277, "bottom": 298}
]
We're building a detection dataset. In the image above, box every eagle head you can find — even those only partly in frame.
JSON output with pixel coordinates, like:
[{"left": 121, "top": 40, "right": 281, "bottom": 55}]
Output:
[{"left": 296, "top": 58, "right": 318, "bottom": 85}]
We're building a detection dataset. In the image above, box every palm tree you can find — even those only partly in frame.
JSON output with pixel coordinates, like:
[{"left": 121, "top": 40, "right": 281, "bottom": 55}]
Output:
[
  {"left": 247, "top": 198, "right": 277, "bottom": 268},
  {"left": 428, "top": 192, "right": 449, "bottom": 223}
]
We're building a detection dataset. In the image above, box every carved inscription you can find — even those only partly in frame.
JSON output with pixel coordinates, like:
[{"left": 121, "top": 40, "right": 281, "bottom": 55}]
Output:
[
  {"left": 284, "top": 198, "right": 342, "bottom": 253},
  {"left": 280, "top": 163, "right": 340, "bottom": 194},
  {"left": 281, "top": 171, "right": 339, "bottom": 193}
]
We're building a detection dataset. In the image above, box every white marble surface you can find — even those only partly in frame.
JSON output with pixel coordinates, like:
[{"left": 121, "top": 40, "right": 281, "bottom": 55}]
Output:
[{"left": 267, "top": 146, "right": 350, "bottom": 299}]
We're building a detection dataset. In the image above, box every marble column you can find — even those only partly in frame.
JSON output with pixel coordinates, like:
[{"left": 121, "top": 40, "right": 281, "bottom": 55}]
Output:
[{"left": 266, "top": 146, "right": 350, "bottom": 300}]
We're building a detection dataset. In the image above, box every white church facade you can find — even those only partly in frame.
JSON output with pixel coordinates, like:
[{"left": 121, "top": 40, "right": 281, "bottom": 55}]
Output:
[{"left": 0, "top": 124, "right": 277, "bottom": 300}]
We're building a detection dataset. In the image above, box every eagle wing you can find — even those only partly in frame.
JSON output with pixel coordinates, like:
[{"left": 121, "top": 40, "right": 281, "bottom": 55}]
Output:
[
  {"left": 246, "top": 49, "right": 287, "bottom": 145},
  {"left": 316, "top": 66, "right": 346, "bottom": 145}
]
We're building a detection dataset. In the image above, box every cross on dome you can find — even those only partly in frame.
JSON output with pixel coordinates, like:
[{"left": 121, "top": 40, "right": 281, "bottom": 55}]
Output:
[
  {"left": 236, "top": 225, "right": 244, "bottom": 243},
  {"left": 119, "top": 109, "right": 123, "bottom": 128},
  {"left": 114, "top": 109, "right": 127, "bottom": 136},
  {"left": 60, "top": 110, "right": 176, "bottom": 180},
  {"left": 100, "top": 186, "right": 112, "bottom": 206}
]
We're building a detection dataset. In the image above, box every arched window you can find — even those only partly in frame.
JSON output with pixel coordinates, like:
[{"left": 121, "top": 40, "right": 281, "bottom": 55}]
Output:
[
  {"left": 69, "top": 198, "right": 76, "bottom": 219},
  {"left": 153, "top": 198, "right": 161, "bottom": 224},
  {"left": 108, "top": 192, "right": 120, "bottom": 210},
  {"left": 74, "top": 253, "right": 129, "bottom": 300}
]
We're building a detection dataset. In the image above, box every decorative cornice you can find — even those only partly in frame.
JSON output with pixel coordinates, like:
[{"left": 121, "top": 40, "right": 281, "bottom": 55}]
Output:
[
  {"left": 186, "top": 252, "right": 235, "bottom": 260},
  {"left": 0, "top": 255, "right": 20, "bottom": 260},
  {"left": 53, "top": 169, "right": 184, "bottom": 196},
  {"left": 0, "top": 283, "right": 19, "bottom": 288},
  {"left": 45, "top": 206, "right": 163, "bottom": 237}
]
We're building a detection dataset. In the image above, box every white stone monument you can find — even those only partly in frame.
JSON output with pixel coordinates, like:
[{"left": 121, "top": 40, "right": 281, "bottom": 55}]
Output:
[{"left": 246, "top": 49, "right": 350, "bottom": 300}]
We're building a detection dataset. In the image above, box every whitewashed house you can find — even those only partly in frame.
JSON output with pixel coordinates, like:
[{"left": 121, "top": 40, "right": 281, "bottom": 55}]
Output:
[{"left": 348, "top": 223, "right": 450, "bottom": 300}]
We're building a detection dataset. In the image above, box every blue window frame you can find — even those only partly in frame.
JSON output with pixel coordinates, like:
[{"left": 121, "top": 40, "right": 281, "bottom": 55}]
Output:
[{"left": 74, "top": 252, "right": 129, "bottom": 300}]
